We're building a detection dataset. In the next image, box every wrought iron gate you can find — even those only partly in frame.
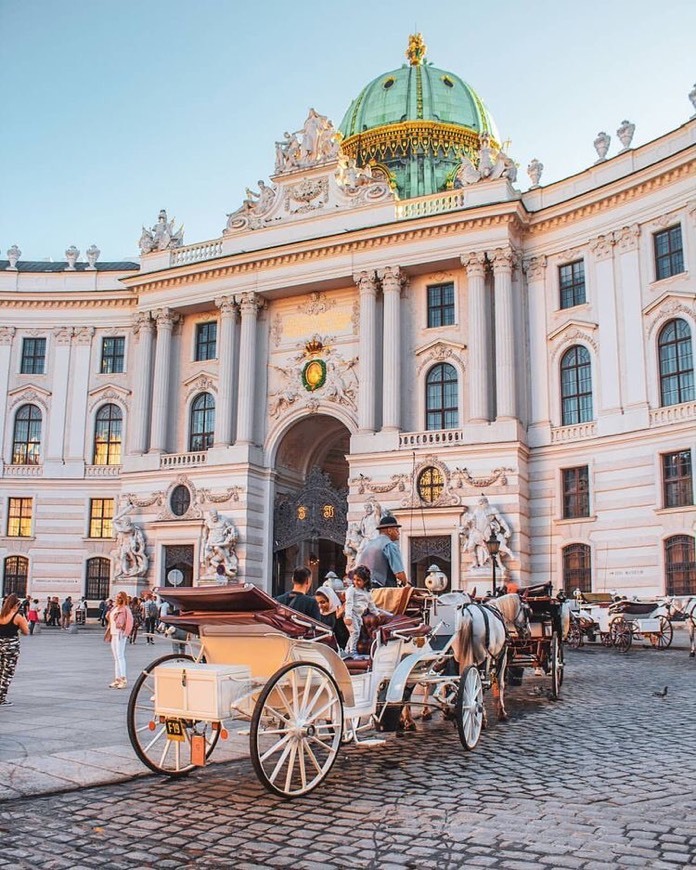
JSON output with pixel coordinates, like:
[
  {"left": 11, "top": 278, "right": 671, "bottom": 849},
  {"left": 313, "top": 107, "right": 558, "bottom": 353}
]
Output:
[{"left": 273, "top": 466, "right": 348, "bottom": 552}]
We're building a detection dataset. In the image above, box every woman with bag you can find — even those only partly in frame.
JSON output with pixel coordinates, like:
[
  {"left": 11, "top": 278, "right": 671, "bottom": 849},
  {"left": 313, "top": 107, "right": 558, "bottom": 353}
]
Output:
[
  {"left": 105, "top": 591, "right": 133, "bottom": 689},
  {"left": 0, "top": 593, "right": 30, "bottom": 706}
]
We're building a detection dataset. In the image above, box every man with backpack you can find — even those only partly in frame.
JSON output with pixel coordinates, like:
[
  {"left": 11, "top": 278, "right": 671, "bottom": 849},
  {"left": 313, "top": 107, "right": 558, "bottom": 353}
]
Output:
[{"left": 143, "top": 592, "right": 159, "bottom": 645}]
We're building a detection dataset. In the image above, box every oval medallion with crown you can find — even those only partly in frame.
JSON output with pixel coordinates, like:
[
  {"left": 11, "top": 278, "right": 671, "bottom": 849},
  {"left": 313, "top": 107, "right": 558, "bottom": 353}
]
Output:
[{"left": 302, "top": 359, "right": 326, "bottom": 392}]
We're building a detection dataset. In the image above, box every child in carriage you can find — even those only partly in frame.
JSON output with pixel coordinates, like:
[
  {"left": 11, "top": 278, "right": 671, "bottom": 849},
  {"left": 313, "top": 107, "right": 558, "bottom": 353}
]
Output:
[{"left": 343, "top": 565, "right": 391, "bottom": 657}]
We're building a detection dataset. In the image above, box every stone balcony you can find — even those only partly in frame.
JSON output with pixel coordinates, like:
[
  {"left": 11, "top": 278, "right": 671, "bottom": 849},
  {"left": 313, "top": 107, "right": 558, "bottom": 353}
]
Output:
[
  {"left": 550, "top": 422, "right": 598, "bottom": 443},
  {"left": 1, "top": 463, "right": 44, "bottom": 477},
  {"left": 399, "top": 428, "right": 467, "bottom": 448},
  {"left": 649, "top": 401, "right": 696, "bottom": 427},
  {"left": 160, "top": 451, "right": 208, "bottom": 469},
  {"left": 85, "top": 464, "right": 122, "bottom": 477}
]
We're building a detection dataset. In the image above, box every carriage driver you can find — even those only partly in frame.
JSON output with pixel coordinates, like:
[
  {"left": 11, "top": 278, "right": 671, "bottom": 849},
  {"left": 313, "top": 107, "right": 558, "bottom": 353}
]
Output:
[{"left": 359, "top": 516, "right": 411, "bottom": 587}]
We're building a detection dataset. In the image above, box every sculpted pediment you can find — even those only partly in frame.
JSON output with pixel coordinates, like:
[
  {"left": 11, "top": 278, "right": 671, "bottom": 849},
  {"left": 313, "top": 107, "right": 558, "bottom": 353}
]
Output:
[
  {"left": 644, "top": 291, "right": 696, "bottom": 338},
  {"left": 548, "top": 320, "right": 598, "bottom": 360},
  {"left": 88, "top": 384, "right": 131, "bottom": 412},
  {"left": 8, "top": 384, "right": 52, "bottom": 411},
  {"left": 414, "top": 340, "right": 467, "bottom": 374},
  {"left": 183, "top": 371, "right": 217, "bottom": 398}
]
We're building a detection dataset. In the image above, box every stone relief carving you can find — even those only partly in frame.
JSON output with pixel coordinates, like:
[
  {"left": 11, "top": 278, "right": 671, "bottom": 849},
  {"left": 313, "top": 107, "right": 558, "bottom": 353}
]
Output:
[
  {"left": 73, "top": 327, "right": 95, "bottom": 345},
  {"left": 589, "top": 234, "right": 615, "bottom": 261},
  {"left": 617, "top": 120, "right": 635, "bottom": 151},
  {"left": 334, "top": 153, "right": 392, "bottom": 202},
  {"left": 522, "top": 256, "right": 547, "bottom": 282},
  {"left": 6, "top": 245, "right": 21, "bottom": 270},
  {"left": 614, "top": 224, "right": 641, "bottom": 252},
  {"left": 88, "top": 386, "right": 130, "bottom": 413},
  {"left": 297, "top": 291, "right": 336, "bottom": 316},
  {"left": 0, "top": 327, "right": 16, "bottom": 345},
  {"left": 53, "top": 327, "right": 73, "bottom": 345},
  {"left": 351, "top": 300, "right": 360, "bottom": 334},
  {"left": 646, "top": 298, "right": 696, "bottom": 339},
  {"left": 270, "top": 313, "right": 284, "bottom": 347},
  {"left": 123, "top": 492, "right": 164, "bottom": 508},
  {"left": 350, "top": 473, "right": 411, "bottom": 496},
  {"left": 8, "top": 387, "right": 51, "bottom": 412},
  {"left": 198, "top": 486, "right": 243, "bottom": 504},
  {"left": 593, "top": 131, "right": 611, "bottom": 162},
  {"left": 458, "top": 495, "right": 514, "bottom": 573},
  {"left": 225, "top": 180, "right": 277, "bottom": 233},
  {"left": 455, "top": 132, "right": 517, "bottom": 186},
  {"left": 550, "top": 327, "right": 598, "bottom": 360},
  {"left": 416, "top": 341, "right": 465, "bottom": 375},
  {"left": 274, "top": 108, "right": 340, "bottom": 174},
  {"left": 185, "top": 374, "right": 216, "bottom": 400},
  {"left": 285, "top": 177, "right": 329, "bottom": 214},
  {"left": 139, "top": 209, "right": 184, "bottom": 254},
  {"left": 113, "top": 502, "right": 149, "bottom": 579}
]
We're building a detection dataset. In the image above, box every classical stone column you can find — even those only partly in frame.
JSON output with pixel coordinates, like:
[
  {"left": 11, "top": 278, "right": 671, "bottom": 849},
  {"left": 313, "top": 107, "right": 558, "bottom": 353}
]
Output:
[
  {"left": 354, "top": 271, "right": 378, "bottom": 433},
  {"left": 129, "top": 313, "right": 155, "bottom": 455},
  {"left": 67, "top": 327, "right": 95, "bottom": 462},
  {"left": 379, "top": 266, "right": 403, "bottom": 432},
  {"left": 490, "top": 247, "right": 517, "bottom": 420},
  {"left": 149, "top": 308, "right": 178, "bottom": 453},
  {"left": 214, "top": 296, "right": 238, "bottom": 447},
  {"left": 236, "top": 292, "right": 263, "bottom": 445},
  {"left": 462, "top": 252, "right": 489, "bottom": 422},
  {"left": 0, "top": 328, "right": 15, "bottom": 463},
  {"left": 46, "top": 327, "right": 73, "bottom": 461},
  {"left": 589, "top": 233, "right": 621, "bottom": 414},
  {"left": 523, "top": 256, "right": 549, "bottom": 427},
  {"left": 615, "top": 225, "right": 648, "bottom": 410}
]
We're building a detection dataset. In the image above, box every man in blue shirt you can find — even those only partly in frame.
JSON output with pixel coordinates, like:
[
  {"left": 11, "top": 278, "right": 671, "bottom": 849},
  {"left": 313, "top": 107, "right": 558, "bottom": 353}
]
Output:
[
  {"left": 359, "top": 516, "right": 411, "bottom": 587},
  {"left": 275, "top": 566, "right": 322, "bottom": 620}
]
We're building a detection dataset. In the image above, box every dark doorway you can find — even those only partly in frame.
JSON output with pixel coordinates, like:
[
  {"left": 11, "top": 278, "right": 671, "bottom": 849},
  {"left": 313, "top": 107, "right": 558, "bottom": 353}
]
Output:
[
  {"left": 163, "top": 545, "right": 194, "bottom": 588},
  {"left": 410, "top": 536, "right": 452, "bottom": 592}
]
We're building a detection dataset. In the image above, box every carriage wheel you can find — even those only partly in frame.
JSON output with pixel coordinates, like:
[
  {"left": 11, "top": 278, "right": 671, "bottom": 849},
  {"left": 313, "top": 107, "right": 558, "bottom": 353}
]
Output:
[
  {"left": 127, "top": 653, "right": 219, "bottom": 778},
  {"left": 611, "top": 620, "right": 632, "bottom": 653},
  {"left": 455, "top": 666, "right": 484, "bottom": 751},
  {"left": 250, "top": 662, "right": 343, "bottom": 798},
  {"left": 550, "top": 633, "right": 563, "bottom": 699},
  {"left": 566, "top": 622, "right": 582, "bottom": 650},
  {"left": 650, "top": 616, "right": 673, "bottom": 650}
]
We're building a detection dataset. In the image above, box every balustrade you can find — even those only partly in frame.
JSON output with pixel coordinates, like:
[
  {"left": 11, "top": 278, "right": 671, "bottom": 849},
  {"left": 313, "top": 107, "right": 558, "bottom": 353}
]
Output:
[
  {"left": 160, "top": 451, "right": 208, "bottom": 468},
  {"left": 170, "top": 239, "right": 223, "bottom": 266}
]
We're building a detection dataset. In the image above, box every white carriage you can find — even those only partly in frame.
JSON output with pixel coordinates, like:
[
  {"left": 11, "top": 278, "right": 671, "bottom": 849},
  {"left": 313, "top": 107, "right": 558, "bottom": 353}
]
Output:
[
  {"left": 568, "top": 592, "right": 673, "bottom": 652},
  {"left": 126, "top": 585, "right": 491, "bottom": 798}
]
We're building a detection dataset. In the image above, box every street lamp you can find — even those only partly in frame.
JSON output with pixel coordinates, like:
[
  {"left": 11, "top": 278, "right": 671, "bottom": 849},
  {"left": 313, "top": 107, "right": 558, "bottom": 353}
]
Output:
[{"left": 486, "top": 531, "right": 500, "bottom": 594}]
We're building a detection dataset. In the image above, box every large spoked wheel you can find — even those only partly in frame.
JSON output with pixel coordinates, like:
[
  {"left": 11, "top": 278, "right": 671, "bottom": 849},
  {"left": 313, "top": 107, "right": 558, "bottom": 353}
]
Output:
[
  {"left": 127, "top": 653, "right": 219, "bottom": 778},
  {"left": 455, "top": 666, "right": 484, "bottom": 751},
  {"left": 566, "top": 621, "right": 582, "bottom": 650},
  {"left": 611, "top": 619, "right": 632, "bottom": 653},
  {"left": 250, "top": 662, "right": 343, "bottom": 798},
  {"left": 650, "top": 616, "right": 673, "bottom": 650},
  {"left": 549, "top": 633, "right": 563, "bottom": 699}
]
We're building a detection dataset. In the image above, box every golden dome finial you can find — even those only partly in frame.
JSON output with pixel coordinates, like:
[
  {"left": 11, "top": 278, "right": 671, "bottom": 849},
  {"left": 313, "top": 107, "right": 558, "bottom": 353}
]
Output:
[{"left": 406, "top": 33, "right": 427, "bottom": 66}]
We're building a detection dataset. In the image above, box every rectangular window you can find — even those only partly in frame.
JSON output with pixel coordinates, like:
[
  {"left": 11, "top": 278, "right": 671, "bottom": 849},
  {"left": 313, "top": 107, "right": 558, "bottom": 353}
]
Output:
[
  {"left": 427, "top": 283, "right": 455, "bottom": 328},
  {"left": 89, "top": 498, "right": 114, "bottom": 538},
  {"left": 559, "top": 260, "right": 585, "bottom": 309},
  {"left": 100, "top": 337, "right": 125, "bottom": 374},
  {"left": 654, "top": 225, "right": 684, "bottom": 281},
  {"left": 7, "top": 497, "right": 33, "bottom": 537},
  {"left": 20, "top": 337, "right": 46, "bottom": 374},
  {"left": 562, "top": 466, "right": 590, "bottom": 518},
  {"left": 195, "top": 322, "right": 217, "bottom": 361},
  {"left": 662, "top": 450, "right": 693, "bottom": 508}
]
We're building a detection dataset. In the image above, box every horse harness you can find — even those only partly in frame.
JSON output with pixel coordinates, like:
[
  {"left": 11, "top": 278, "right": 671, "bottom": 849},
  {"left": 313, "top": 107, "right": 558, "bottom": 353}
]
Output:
[{"left": 462, "top": 601, "right": 508, "bottom": 650}]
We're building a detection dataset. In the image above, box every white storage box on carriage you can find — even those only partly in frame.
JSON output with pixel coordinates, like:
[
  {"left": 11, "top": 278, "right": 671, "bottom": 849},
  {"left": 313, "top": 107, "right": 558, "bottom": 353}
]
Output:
[{"left": 154, "top": 663, "right": 251, "bottom": 720}]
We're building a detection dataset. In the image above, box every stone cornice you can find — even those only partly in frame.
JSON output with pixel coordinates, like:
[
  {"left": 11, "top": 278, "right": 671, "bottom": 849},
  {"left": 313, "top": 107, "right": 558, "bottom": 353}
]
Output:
[{"left": 0, "top": 294, "right": 136, "bottom": 310}]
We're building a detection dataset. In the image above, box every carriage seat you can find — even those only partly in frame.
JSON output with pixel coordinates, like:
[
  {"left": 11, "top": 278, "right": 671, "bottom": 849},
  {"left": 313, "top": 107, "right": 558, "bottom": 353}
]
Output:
[
  {"left": 576, "top": 592, "right": 615, "bottom": 607},
  {"left": 356, "top": 613, "right": 427, "bottom": 655}
]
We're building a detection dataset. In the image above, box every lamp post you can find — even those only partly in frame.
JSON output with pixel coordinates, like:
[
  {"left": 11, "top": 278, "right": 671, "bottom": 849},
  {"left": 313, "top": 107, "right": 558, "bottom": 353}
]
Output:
[{"left": 486, "top": 531, "right": 500, "bottom": 594}]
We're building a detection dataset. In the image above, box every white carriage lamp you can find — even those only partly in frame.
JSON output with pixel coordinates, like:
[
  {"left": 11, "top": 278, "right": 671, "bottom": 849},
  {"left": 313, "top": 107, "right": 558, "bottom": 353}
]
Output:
[
  {"left": 486, "top": 531, "right": 500, "bottom": 593},
  {"left": 425, "top": 564, "right": 448, "bottom": 593}
]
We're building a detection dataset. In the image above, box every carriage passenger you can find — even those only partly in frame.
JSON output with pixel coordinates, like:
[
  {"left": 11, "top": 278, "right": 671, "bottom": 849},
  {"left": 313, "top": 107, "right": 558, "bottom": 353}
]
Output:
[
  {"left": 343, "top": 566, "right": 391, "bottom": 657},
  {"left": 275, "top": 567, "right": 322, "bottom": 621},
  {"left": 315, "top": 586, "right": 349, "bottom": 650}
]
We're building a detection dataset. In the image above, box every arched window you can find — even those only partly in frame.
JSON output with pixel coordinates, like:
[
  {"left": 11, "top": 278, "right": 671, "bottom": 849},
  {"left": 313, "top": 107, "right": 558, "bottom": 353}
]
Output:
[
  {"left": 665, "top": 535, "right": 695, "bottom": 596},
  {"left": 560, "top": 345, "right": 593, "bottom": 425},
  {"left": 658, "top": 318, "right": 694, "bottom": 407},
  {"left": 3, "top": 555, "right": 28, "bottom": 597},
  {"left": 12, "top": 404, "right": 42, "bottom": 465},
  {"left": 93, "top": 404, "right": 122, "bottom": 465},
  {"left": 425, "top": 364, "right": 458, "bottom": 430},
  {"left": 85, "top": 557, "right": 111, "bottom": 600},
  {"left": 189, "top": 392, "right": 215, "bottom": 451},
  {"left": 562, "top": 543, "right": 591, "bottom": 595}
]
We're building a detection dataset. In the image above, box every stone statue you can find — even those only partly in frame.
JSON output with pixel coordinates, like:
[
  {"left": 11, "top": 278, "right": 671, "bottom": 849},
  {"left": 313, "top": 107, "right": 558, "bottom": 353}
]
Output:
[
  {"left": 593, "top": 131, "right": 611, "bottom": 162},
  {"left": 455, "top": 133, "right": 518, "bottom": 186},
  {"left": 6, "top": 245, "right": 21, "bottom": 270},
  {"left": 527, "top": 158, "right": 543, "bottom": 188},
  {"left": 616, "top": 120, "right": 635, "bottom": 151},
  {"left": 202, "top": 509, "right": 239, "bottom": 577},
  {"left": 689, "top": 83, "right": 696, "bottom": 118},
  {"left": 139, "top": 209, "right": 184, "bottom": 254},
  {"left": 459, "top": 495, "right": 514, "bottom": 571},
  {"left": 273, "top": 109, "right": 339, "bottom": 175},
  {"left": 335, "top": 153, "right": 372, "bottom": 192},
  {"left": 343, "top": 522, "right": 362, "bottom": 571},
  {"left": 65, "top": 246, "right": 80, "bottom": 270},
  {"left": 354, "top": 499, "right": 382, "bottom": 564},
  {"left": 275, "top": 130, "right": 301, "bottom": 172},
  {"left": 85, "top": 244, "right": 100, "bottom": 269},
  {"left": 242, "top": 180, "right": 276, "bottom": 215},
  {"left": 113, "top": 504, "right": 149, "bottom": 579}
]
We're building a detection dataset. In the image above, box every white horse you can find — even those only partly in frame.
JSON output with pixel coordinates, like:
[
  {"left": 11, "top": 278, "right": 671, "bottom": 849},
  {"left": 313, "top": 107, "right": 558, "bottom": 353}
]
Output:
[
  {"left": 451, "top": 594, "right": 530, "bottom": 721},
  {"left": 665, "top": 596, "right": 696, "bottom": 657}
]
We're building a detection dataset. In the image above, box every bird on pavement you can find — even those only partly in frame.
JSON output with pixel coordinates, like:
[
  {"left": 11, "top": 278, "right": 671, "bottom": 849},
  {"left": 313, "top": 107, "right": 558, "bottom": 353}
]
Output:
[{"left": 652, "top": 686, "right": 668, "bottom": 698}]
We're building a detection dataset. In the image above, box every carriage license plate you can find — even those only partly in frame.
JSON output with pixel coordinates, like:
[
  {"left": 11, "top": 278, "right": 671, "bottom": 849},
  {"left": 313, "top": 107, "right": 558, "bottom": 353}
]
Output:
[{"left": 165, "top": 719, "right": 186, "bottom": 742}]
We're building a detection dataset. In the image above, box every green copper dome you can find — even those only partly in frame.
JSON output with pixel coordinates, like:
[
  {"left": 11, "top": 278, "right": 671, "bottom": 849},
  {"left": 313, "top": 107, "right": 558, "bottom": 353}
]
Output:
[{"left": 338, "top": 35, "right": 499, "bottom": 199}]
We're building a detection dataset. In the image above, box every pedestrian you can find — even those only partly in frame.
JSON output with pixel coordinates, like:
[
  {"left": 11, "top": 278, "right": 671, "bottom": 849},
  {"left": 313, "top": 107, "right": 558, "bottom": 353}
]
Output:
[
  {"left": 61, "top": 596, "right": 73, "bottom": 630},
  {"left": 275, "top": 566, "right": 322, "bottom": 621},
  {"left": 106, "top": 591, "right": 133, "bottom": 689},
  {"left": 143, "top": 594, "right": 159, "bottom": 645},
  {"left": 43, "top": 598, "right": 51, "bottom": 625},
  {"left": 27, "top": 599, "right": 40, "bottom": 635},
  {"left": 49, "top": 597, "right": 61, "bottom": 627},
  {"left": 75, "top": 596, "right": 87, "bottom": 625},
  {"left": 128, "top": 597, "right": 142, "bottom": 644},
  {"left": 98, "top": 598, "right": 107, "bottom": 627},
  {"left": 0, "top": 593, "right": 30, "bottom": 706}
]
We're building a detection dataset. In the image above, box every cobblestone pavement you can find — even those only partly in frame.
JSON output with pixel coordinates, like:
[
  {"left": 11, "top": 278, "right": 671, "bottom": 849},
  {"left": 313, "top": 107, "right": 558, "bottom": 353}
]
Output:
[{"left": 1, "top": 645, "right": 695, "bottom": 869}]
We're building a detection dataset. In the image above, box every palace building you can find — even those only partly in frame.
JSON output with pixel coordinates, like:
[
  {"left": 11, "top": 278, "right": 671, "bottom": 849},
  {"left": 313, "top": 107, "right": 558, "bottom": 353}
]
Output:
[{"left": 1, "top": 35, "right": 695, "bottom": 603}]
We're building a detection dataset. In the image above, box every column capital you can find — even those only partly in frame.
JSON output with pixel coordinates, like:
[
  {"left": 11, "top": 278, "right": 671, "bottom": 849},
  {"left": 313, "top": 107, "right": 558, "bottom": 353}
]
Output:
[
  {"left": 522, "top": 255, "right": 547, "bottom": 281},
  {"left": 73, "top": 326, "right": 95, "bottom": 345},
  {"left": 588, "top": 233, "right": 615, "bottom": 261},
  {"left": 53, "top": 326, "right": 74, "bottom": 345},
  {"left": 353, "top": 270, "right": 378, "bottom": 295},
  {"left": 488, "top": 246, "right": 519, "bottom": 274},
  {"left": 215, "top": 295, "right": 239, "bottom": 317},
  {"left": 132, "top": 312, "right": 155, "bottom": 336},
  {"left": 239, "top": 291, "right": 265, "bottom": 316},
  {"left": 614, "top": 224, "right": 641, "bottom": 253},
  {"left": 461, "top": 251, "right": 487, "bottom": 277},
  {"left": 153, "top": 307, "right": 181, "bottom": 329},
  {"left": 378, "top": 265, "right": 405, "bottom": 294},
  {"left": 0, "top": 326, "right": 16, "bottom": 346}
]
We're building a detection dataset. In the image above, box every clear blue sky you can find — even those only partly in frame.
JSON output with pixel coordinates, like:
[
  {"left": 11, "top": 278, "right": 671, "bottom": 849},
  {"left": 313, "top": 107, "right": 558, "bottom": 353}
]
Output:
[{"left": 1, "top": 0, "right": 693, "bottom": 261}]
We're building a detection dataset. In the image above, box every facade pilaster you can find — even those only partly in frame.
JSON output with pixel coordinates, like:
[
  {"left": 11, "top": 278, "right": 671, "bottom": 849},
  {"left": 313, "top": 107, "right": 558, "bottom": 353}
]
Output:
[
  {"left": 379, "top": 266, "right": 403, "bottom": 432},
  {"left": 0, "top": 328, "right": 16, "bottom": 463},
  {"left": 615, "top": 225, "right": 648, "bottom": 412},
  {"left": 490, "top": 247, "right": 517, "bottom": 420},
  {"left": 149, "top": 308, "right": 179, "bottom": 454},
  {"left": 46, "top": 327, "right": 73, "bottom": 461},
  {"left": 129, "top": 313, "right": 155, "bottom": 455},
  {"left": 213, "top": 296, "right": 238, "bottom": 447},
  {"left": 66, "top": 327, "right": 94, "bottom": 462},
  {"left": 354, "top": 271, "right": 378, "bottom": 433},
  {"left": 523, "top": 256, "right": 550, "bottom": 430},
  {"left": 237, "top": 292, "right": 263, "bottom": 445},
  {"left": 589, "top": 234, "right": 621, "bottom": 414},
  {"left": 462, "top": 252, "right": 489, "bottom": 422}
]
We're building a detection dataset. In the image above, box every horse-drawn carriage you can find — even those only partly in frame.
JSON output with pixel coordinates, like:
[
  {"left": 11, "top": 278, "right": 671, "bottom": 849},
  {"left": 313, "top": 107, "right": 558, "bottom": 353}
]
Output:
[
  {"left": 126, "top": 583, "right": 529, "bottom": 797},
  {"left": 568, "top": 592, "right": 673, "bottom": 652}
]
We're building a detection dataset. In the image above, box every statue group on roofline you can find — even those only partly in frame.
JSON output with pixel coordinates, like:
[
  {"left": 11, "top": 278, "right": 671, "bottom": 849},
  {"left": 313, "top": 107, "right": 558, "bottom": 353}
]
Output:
[
  {"left": 275, "top": 108, "right": 340, "bottom": 173},
  {"left": 138, "top": 209, "right": 184, "bottom": 255},
  {"left": 455, "top": 132, "right": 517, "bottom": 187}
]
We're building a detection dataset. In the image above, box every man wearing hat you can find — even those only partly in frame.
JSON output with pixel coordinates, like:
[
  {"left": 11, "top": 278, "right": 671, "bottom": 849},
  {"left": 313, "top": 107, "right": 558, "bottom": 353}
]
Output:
[{"left": 358, "top": 515, "right": 411, "bottom": 587}]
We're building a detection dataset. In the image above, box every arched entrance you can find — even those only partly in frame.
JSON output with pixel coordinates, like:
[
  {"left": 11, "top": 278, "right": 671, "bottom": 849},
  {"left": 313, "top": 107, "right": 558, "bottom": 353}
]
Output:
[{"left": 272, "top": 414, "right": 350, "bottom": 596}]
